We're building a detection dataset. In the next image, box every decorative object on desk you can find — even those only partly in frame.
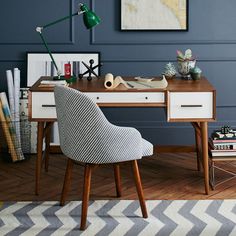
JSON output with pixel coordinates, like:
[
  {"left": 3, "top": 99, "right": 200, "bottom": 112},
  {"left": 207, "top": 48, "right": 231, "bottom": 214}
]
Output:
[
  {"left": 121, "top": 0, "right": 188, "bottom": 30},
  {"left": 27, "top": 52, "right": 100, "bottom": 86},
  {"left": 177, "top": 49, "right": 196, "bottom": 79},
  {"left": 163, "top": 62, "right": 177, "bottom": 78},
  {"left": 104, "top": 73, "right": 129, "bottom": 89},
  {"left": 64, "top": 63, "right": 71, "bottom": 79},
  {"left": 78, "top": 59, "right": 103, "bottom": 81},
  {"left": 35, "top": 3, "right": 100, "bottom": 81},
  {"left": 190, "top": 66, "right": 202, "bottom": 80}
]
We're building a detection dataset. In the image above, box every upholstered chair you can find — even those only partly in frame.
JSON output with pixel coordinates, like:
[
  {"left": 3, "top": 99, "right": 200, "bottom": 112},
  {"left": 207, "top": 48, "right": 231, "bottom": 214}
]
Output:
[{"left": 54, "top": 86, "right": 153, "bottom": 230}]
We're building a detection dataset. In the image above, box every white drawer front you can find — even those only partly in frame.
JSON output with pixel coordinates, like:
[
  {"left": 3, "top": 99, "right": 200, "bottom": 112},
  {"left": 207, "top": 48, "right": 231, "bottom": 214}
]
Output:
[
  {"left": 169, "top": 92, "right": 213, "bottom": 119},
  {"left": 84, "top": 92, "right": 165, "bottom": 103},
  {"left": 32, "top": 92, "right": 56, "bottom": 119},
  {"left": 31, "top": 92, "right": 165, "bottom": 119}
]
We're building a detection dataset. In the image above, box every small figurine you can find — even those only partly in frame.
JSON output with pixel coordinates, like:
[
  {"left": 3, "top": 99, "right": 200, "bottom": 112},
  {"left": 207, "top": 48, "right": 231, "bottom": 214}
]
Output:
[
  {"left": 79, "top": 59, "right": 102, "bottom": 81},
  {"left": 221, "top": 125, "right": 231, "bottom": 134},
  {"left": 190, "top": 66, "right": 202, "bottom": 80},
  {"left": 163, "top": 62, "right": 177, "bottom": 78}
]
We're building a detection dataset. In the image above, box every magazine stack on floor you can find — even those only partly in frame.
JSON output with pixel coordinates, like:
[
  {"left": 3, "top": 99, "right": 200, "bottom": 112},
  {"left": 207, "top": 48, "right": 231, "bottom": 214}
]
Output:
[{"left": 210, "top": 126, "right": 236, "bottom": 157}]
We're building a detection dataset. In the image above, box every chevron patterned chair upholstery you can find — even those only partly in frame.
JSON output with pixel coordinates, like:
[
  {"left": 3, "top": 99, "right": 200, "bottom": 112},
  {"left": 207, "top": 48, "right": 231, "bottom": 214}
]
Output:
[{"left": 54, "top": 85, "right": 153, "bottom": 230}]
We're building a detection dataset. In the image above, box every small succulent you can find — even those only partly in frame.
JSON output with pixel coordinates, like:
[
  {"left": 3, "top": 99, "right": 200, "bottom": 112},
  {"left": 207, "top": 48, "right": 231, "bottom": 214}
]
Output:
[
  {"left": 177, "top": 49, "right": 195, "bottom": 61},
  {"left": 190, "top": 66, "right": 202, "bottom": 74},
  {"left": 163, "top": 62, "right": 177, "bottom": 78}
]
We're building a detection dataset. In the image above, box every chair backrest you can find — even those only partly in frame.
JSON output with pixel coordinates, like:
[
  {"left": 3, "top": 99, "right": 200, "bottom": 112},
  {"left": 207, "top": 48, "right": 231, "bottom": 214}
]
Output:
[{"left": 54, "top": 86, "right": 110, "bottom": 162}]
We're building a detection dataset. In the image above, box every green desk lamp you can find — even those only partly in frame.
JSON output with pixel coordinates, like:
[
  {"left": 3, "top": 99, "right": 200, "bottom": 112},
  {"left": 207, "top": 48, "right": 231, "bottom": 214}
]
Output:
[{"left": 36, "top": 3, "right": 100, "bottom": 82}]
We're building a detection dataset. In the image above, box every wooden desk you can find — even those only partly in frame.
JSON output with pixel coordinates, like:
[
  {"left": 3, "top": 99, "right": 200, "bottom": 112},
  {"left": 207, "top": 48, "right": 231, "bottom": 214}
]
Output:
[{"left": 29, "top": 76, "right": 216, "bottom": 195}]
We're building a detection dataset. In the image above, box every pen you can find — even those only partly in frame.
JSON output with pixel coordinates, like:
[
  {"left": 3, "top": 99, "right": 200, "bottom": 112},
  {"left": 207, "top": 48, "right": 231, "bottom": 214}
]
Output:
[{"left": 126, "top": 82, "right": 134, "bottom": 88}]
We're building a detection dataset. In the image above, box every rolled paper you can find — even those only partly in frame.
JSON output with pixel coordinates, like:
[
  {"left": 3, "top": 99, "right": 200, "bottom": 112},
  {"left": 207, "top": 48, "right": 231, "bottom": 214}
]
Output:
[
  {"left": 6, "top": 70, "right": 15, "bottom": 121},
  {"left": 113, "top": 76, "right": 129, "bottom": 88},
  {"left": 158, "top": 75, "right": 168, "bottom": 89},
  {"left": 104, "top": 73, "right": 114, "bottom": 89},
  {"left": 104, "top": 73, "right": 129, "bottom": 89},
  {"left": 14, "top": 68, "right": 21, "bottom": 149}
]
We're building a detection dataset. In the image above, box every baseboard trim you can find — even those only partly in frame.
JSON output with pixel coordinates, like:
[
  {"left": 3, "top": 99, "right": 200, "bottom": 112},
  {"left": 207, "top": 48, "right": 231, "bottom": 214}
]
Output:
[{"left": 49, "top": 145, "right": 196, "bottom": 154}]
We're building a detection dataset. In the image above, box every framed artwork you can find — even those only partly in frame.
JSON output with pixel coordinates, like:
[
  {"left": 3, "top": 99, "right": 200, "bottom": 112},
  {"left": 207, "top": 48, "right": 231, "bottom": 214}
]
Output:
[
  {"left": 27, "top": 52, "right": 100, "bottom": 86},
  {"left": 121, "top": 0, "right": 188, "bottom": 31}
]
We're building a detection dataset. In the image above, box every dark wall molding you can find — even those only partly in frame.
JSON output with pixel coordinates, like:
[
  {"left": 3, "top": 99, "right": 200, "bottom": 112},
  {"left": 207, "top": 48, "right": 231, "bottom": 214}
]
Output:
[
  {"left": 91, "top": 33, "right": 236, "bottom": 46},
  {"left": 2, "top": 58, "right": 236, "bottom": 63},
  {"left": 0, "top": 0, "right": 75, "bottom": 46}
]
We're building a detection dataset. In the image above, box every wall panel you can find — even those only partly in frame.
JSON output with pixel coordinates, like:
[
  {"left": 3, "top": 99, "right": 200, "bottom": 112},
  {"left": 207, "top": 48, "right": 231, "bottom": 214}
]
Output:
[{"left": 0, "top": 0, "right": 235, "bottom": 144}]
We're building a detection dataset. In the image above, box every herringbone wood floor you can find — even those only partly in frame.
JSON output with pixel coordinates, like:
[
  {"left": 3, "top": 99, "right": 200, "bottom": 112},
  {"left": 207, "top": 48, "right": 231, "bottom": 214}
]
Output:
[{"left": 0, "top": 152, "right": 236, "bottom": 201}]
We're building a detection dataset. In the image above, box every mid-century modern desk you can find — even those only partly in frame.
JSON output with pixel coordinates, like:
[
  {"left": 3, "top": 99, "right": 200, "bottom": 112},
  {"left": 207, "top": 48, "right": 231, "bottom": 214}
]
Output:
[{"left": 29, "top": 76, "right": 216, "bottom": 195}]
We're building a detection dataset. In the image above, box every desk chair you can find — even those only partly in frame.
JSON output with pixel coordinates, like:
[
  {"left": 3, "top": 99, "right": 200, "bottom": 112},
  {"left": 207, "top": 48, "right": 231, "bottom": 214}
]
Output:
[{"left": 54, "top": 86, "right": 153, "bottom": 230}]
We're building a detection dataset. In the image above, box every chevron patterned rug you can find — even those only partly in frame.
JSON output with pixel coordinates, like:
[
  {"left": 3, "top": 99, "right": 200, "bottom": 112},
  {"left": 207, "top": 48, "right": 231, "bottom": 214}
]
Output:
[{"left": 0, "top": 200, "right": 236, "bottom": 236}]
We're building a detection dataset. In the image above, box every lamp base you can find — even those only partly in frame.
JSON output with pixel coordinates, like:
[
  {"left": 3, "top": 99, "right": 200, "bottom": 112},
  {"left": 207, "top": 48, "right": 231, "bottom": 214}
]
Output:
[{"left": 53, "top": 75, "right": 77, "bottom": 83}]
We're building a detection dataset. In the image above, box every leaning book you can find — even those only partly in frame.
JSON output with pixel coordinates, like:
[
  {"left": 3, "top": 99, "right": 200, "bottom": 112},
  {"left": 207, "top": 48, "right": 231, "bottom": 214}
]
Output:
[
  {"left": 211, "top": 150, "right": 236, "bottom": 157},
  {"left": 209, "top": 138, "right": 236, "bottom": 150}
]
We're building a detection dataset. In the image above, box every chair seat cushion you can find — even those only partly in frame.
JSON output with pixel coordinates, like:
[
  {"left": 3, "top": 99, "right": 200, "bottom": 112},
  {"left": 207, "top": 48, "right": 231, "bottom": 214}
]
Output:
[{"left": 142, "top": 138, "right": 153, "bottom": 156}]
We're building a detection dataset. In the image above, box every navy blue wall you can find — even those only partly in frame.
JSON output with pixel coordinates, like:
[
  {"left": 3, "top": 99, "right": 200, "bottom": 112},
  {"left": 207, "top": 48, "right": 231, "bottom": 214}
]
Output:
[{"left": 1, "top": 0, "right": 236, "bottom": 145}]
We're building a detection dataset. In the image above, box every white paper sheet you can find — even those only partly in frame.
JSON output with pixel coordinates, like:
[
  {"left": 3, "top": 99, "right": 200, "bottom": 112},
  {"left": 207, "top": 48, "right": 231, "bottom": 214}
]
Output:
[
  {"left": 6, "top": 70, "right": 15, "bottom": 121},
  {"left": 14, "top": 68, "right": 21, "bottom": 148}
]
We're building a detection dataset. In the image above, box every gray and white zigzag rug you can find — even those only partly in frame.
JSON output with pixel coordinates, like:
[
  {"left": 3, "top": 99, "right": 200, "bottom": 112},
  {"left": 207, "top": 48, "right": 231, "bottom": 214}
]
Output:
[{"left": 0, "top": 200, "right": 236, "bottom": 236}]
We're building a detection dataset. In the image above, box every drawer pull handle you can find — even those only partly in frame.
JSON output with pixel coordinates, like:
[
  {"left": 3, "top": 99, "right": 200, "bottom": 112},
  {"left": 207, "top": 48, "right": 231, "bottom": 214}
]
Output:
[
  {"left": 97, "top": 97, "right": 100, "bottom": 100},
  {"left": 42, "top": 104, "right": 56, "bottom": 108},
  {"left": 181, "top": 105, "right": 203, "bottom": 108},
  {"left": 145, "top": 97, "right": 148, "bottom": 100}
]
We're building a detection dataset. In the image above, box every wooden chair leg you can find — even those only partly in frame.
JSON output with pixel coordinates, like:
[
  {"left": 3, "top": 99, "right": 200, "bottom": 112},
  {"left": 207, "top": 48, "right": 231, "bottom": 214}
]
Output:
[
  {"left": 80, "top": 164, "right": 92, "bottom": 231},
  {"left": 60, "top": 158, "right": 74, "bottom": 206},
  {"left": 131, "top": 160, "right": 148, "bottom": 218},
  {"left": 113, "top": 164, "right": 122, "bottom": 197}
]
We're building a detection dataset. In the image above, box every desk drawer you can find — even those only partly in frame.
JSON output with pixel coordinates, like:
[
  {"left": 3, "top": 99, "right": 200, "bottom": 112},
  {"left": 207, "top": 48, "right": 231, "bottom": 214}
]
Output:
[
  {"left": 84, "top": 92, "right": 165, "bottom": 104},
  {"left": 31, "top": 92, "right": 56, "bottom": 119},
  {"left": 31, "top": 91, "right": 165, "bottom": 119},
  {"left": 168, "top": 92, "right": 214, "bottom": 120}
]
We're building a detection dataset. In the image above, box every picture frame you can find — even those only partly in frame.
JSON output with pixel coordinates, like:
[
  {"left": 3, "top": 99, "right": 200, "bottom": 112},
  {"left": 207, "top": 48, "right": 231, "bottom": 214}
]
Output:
[
  {"left": 27, "top": 52, "right": 100, "bottom": 86},
  {"left": 121, "top": 0, "right": 188, "bottom": 31}
]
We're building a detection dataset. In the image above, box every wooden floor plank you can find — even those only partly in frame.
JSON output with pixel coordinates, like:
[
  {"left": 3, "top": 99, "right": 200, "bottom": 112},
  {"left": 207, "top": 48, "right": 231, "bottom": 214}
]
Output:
[{"left": 0, "top": 153, "right": 236, "bottom": 201}]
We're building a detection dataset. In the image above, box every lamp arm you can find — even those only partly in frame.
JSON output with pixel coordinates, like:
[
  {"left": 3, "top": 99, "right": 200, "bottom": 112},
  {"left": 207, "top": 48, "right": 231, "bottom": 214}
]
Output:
[
  {"left": 42, "top": 12, "right": 80, "bottom": 29},
  {"left": 35, "top": 10, "right": 84, "bottom": 78},
  {"left": 37, "top": 31, "right": 60, "bottom": 75}
]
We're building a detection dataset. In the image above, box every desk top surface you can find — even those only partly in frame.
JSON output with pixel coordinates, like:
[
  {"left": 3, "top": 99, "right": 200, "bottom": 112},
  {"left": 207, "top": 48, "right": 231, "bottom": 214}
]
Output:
[{"left": 30, "top": 76, "right": 215, "bottom": 93}]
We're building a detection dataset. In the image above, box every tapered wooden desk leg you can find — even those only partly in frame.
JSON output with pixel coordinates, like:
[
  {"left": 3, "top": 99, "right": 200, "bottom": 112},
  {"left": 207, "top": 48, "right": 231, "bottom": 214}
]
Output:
[
  {"left": 193, "top": 122, "right": 202, "bottom": 171},
  {"left": 35, "top": 122, "right": 44, "bottom": 195},
  {"left": 200, "top": 122, "right": 210, "bottom": 195},
  {"left": 45, "top": 122, "right": 53, "bottom": 172}
]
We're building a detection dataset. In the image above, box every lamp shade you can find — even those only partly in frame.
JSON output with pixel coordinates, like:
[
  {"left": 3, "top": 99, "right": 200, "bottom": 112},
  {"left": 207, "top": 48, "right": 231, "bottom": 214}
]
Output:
[{"left": 80, "top": 4, "right": 101, "bottom": 29}]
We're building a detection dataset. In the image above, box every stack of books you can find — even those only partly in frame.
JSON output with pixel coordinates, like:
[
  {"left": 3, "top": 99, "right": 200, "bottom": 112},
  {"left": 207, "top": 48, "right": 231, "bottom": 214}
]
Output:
[{"left": 210, "top": 128, "right": 236, "bottom": 157}]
